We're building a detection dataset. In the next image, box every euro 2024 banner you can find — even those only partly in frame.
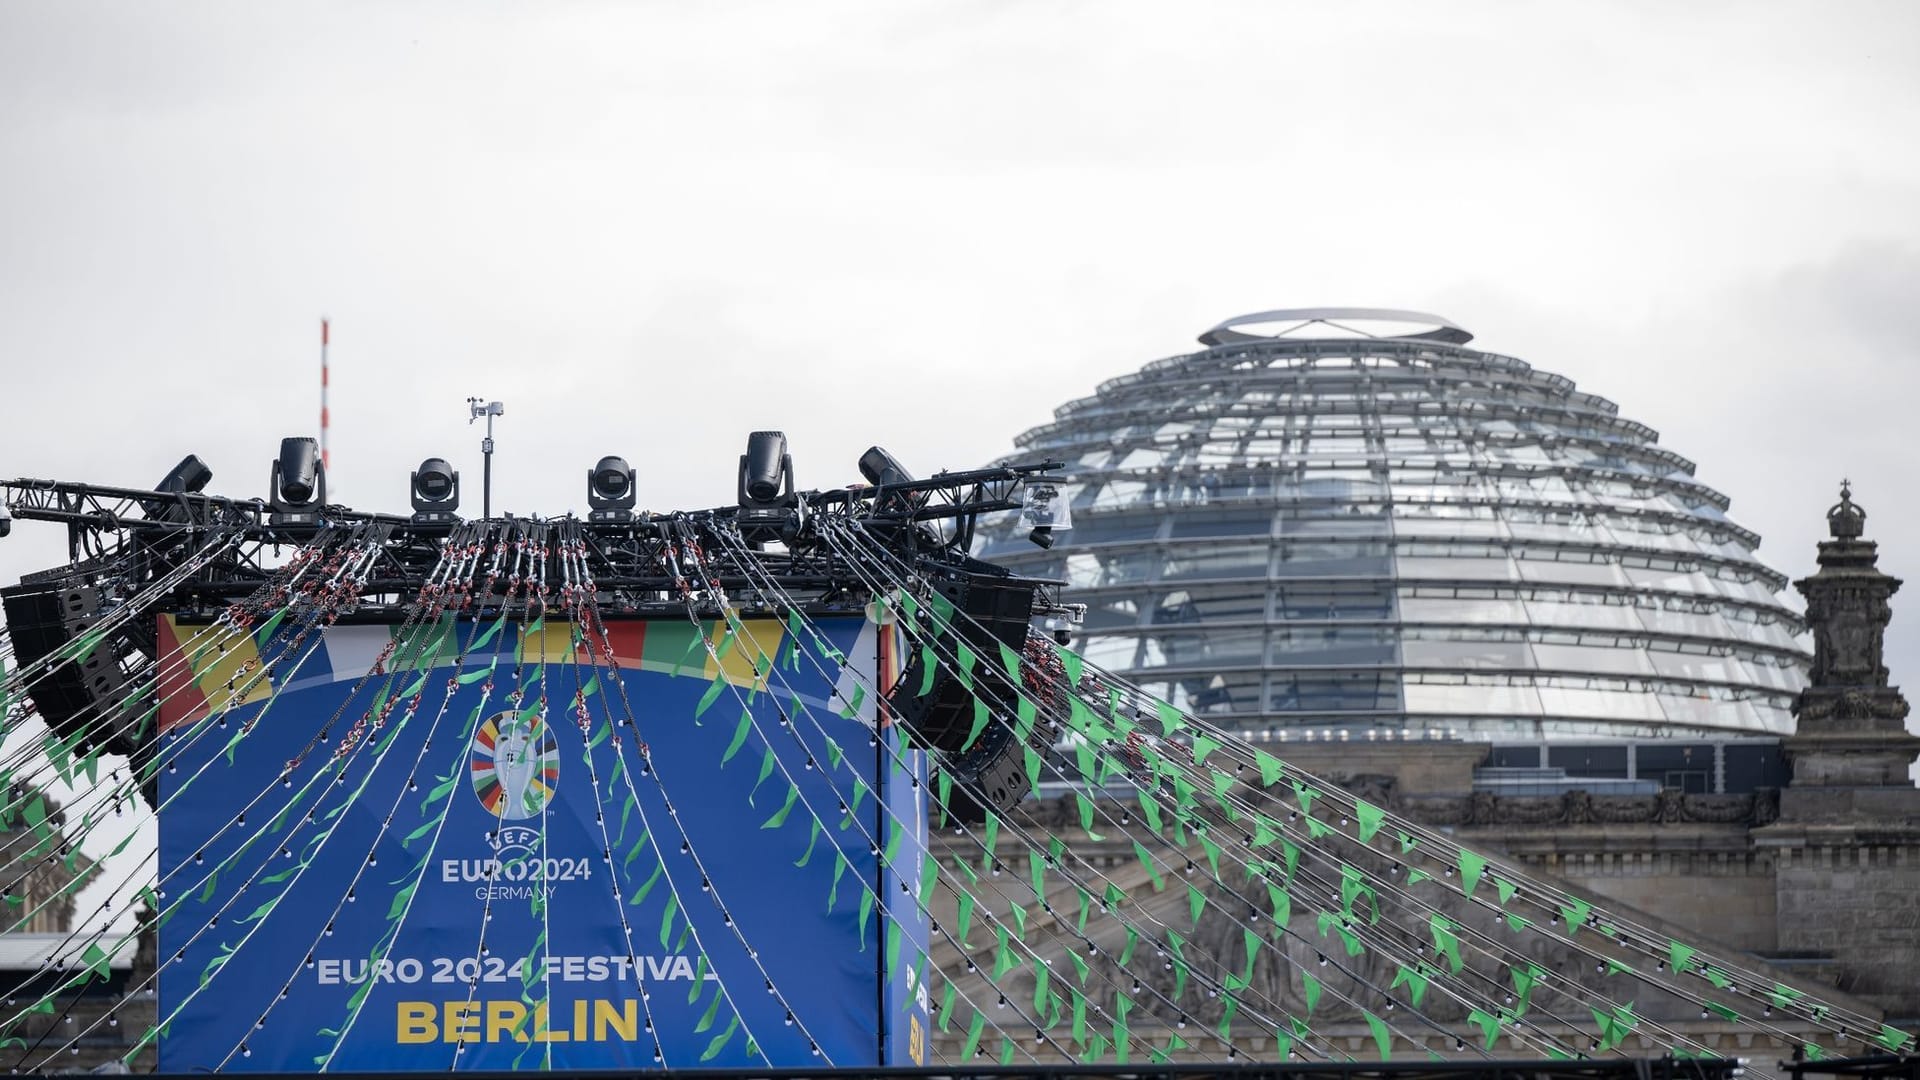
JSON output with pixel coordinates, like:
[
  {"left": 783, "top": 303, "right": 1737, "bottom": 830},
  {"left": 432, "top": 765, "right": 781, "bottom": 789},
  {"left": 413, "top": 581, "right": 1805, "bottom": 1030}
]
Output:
[{"left": 154, "top": 612, "right": 929, "bottom": 1071}]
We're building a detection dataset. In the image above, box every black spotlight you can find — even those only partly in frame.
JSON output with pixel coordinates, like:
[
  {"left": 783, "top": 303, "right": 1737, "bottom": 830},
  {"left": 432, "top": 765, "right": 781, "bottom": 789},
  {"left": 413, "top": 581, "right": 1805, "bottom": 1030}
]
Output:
[
  {"left": 858, "top": 446, "right": 914, "bottom": 488},
  {"left": 859, "top": 445, "right": 920, "bottom": 516},
  {"left": 738, "top": 431, "right": 799, "bottom": 545},
  {"left": 141, "top": 454, "right": 213, "bottom": 523},
  {"left": 741, "top": 431, "right": 792, "bottom": 503},
  {"left": 588, "top": 455, "right": 636, "bottom": 523},
  {"left": 269, "top": 437, "right": 326, "bottom": 526},
  {"left": 158, "top": 454, "right": 213, "bottom": 495},
  {"left": 410, "top": 457, "right": 461, "bottom": 524},
  {"left": 1028, "top": 526, "right": 1055, "bottom": 549}
]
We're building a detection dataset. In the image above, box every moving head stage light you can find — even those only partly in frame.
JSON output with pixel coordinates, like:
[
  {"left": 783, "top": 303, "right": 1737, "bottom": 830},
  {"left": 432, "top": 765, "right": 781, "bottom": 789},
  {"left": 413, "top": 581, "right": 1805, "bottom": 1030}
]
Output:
[
  {"left": 269, "top": 436, "right": 327, "bottom": 526},
  {"left": 409, "top": 457, "right": 460, "bottom": 524},
  {"left": 587, "top": 455, "right": 637, "bottom": 523},
  {"left": 142, "top": 453, "right": 214, "bottom": 524},
  {"left": 737, "top": 430, "right": 800, "bottom": 545},
  {"left": 0, "top": 435, "right": 1071, "bottom": 821}
]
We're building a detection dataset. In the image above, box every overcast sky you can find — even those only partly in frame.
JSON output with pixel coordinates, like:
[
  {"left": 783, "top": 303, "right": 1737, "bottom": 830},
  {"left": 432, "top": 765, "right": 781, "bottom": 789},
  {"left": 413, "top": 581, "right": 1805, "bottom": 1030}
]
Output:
[{"left": 3, "top": 2, "right": 1919, "bottom": 924}]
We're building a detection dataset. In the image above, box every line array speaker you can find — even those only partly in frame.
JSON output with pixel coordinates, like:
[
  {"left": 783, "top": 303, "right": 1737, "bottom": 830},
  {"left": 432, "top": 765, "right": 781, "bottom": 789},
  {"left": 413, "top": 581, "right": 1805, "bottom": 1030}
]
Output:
[
  {"left": 1, "top": 581, "right": 149, "bottom": 758},
  {"left": 888, "top": 565, "right": 1054, "bottom": 823}
]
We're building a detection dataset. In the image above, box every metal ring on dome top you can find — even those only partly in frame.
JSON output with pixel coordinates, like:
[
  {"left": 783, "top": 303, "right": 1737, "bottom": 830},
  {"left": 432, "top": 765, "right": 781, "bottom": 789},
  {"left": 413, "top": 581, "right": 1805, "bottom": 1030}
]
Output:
[{"left": 1199, "top": 308, "right": 1474, "bottom": 347}]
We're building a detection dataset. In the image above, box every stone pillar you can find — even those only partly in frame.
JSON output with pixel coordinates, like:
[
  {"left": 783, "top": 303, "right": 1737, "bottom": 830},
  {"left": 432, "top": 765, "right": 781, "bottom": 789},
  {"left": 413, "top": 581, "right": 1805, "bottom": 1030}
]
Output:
[
  {"left": 1781, "top": 483, "right": 1920, "bottom": 791},
  {"left": 1759, "top": 483, "right": 1920, "bottom": 1016}
]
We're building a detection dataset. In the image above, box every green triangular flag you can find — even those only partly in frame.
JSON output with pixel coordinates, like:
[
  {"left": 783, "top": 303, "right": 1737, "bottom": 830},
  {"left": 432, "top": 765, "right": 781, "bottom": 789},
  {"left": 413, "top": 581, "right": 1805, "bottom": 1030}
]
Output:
[
  {"left": 1468, "top": 1008, "right": 1501, "bottom": 1049},
  {"left": 1364, "top": 1010, "right": 1393, "bottom": 1061},
  {"left": 1390, "top": 964, "right": 1430, "bottom": 1007},
  {"left": 1557, "top": 896, "right": 1592, "bottom": 937},
  {"left": 961, "top": 1010, "right": 986, "bottom": 1060},
  {"left": 1429, "top": 914, "right": 1463, "bottom": 973},
  {"left": 1354, "top": 799, "right": 1386, "bottom": 843},
  {"left": 1668, "top": 939, "right": 1697, "bottom": 973},
  {"left": 1457, "top": 848, "right": 1486, "bottom": 897}
]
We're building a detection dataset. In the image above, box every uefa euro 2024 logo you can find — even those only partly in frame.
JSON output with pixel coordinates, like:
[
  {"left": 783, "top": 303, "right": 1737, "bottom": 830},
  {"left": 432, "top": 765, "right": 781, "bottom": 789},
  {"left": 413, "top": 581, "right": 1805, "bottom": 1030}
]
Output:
[{"left": 471, "top": 710, "right": 559, "bottom": 819}]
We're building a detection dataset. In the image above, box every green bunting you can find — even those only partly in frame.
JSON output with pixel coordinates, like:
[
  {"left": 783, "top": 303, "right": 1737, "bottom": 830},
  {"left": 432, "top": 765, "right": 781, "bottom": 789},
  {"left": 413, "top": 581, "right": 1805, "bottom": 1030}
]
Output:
[
  {"left": 1364, "top": 1011, "right": 1393, "bottom": 1060},
  {"left": 1668, "top": 939, "right": 1697, "bottom": 973},
  {"left": 720, "top": 710, "right": 754, "bottom": 764},
  {"left": 1291, "top": 779, "right": 1318, "bottom": 816},
  {"left": 694, "top": 672, "right": 728, "bottom": 717},
  {"left": 1593, "top": 1003, "right": 1637, "bottom": 1052},
  {"left": 1457, "top": 848, "right": 1486, "bottom": 897},
  {"left": 1353, "top": 798, "right": 1386, "bottom": 843},
  {"left": 1191, "top": 734, "right": 1221, "bottom": 766},
  {"left": 1468, "top": 1008, "right": 1501, "bottom": 1050},
  {"left": 1267, "top": 883, "right": 1291, "bottom": 926},
  {"left": 1510, "top": 963, "right": 1543, "bottom": 1015},
  {"left": 1131, "top": 840, "right": 1165, "bottom": 891},
  {"left": 1429, "top": 914, "right": 1463, "bottom": 974},
  {"left": 1390, "top": 964, "right": 1430, "bottom": 1007},
  {"left": 1154, "top": 700, "right": 1184, "bottom": 737},
  {"left": 962, "top": 1010, "right": 986, "bottom": 1060},
  {"left": 954, "top": 642, "right": 978, "bottom": 689},
  {"left": 1557, "top": 896, "right": 1593, "bottom": 937},
  {"left": 1055, "top": 642, "right": 1083, "bottom": 687}
]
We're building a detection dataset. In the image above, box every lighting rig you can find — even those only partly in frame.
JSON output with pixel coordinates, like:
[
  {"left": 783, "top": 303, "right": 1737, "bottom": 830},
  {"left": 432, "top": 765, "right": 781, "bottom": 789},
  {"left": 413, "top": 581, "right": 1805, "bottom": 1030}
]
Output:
[{"left": 0, "top": 431, "right": 1073, "bottom": 819}]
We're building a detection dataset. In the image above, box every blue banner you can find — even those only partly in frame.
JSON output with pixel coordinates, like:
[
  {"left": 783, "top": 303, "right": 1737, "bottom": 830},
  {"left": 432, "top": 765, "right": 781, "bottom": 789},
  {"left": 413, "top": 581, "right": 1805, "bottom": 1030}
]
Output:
[{"left": 156, "top": 614, "right": 916, "bottom": 1071}]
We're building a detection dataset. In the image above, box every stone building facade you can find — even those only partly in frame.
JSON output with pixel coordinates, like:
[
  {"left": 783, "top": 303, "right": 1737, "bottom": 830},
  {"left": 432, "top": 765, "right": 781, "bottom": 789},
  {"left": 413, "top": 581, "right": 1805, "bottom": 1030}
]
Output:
[
  {"left": 931, "top": 489, "right": 1920, "bottom": 1073},
  {"left": 0, "top": 793, "right": 153, "bottom": 1073}
]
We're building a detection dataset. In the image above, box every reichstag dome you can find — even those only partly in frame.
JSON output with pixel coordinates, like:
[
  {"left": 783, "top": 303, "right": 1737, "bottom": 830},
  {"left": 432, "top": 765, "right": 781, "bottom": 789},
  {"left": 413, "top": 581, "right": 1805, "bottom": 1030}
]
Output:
[{"left": 979, "top": 308, "right": 1809, "bottom": 745}]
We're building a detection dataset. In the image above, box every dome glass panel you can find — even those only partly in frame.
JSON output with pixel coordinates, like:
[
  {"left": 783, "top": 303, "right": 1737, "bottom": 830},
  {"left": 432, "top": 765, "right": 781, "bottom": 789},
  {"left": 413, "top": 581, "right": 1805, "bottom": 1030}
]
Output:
[{"left": 980, "top": 309, "right": 1809, "bottom": 741}]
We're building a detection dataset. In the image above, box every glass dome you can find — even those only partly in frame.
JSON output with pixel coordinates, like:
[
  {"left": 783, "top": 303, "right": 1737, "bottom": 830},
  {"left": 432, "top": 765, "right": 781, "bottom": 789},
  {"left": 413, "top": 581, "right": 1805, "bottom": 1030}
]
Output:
[{"left": 977, "top": 309, "right": 1808, "bottom": 742}]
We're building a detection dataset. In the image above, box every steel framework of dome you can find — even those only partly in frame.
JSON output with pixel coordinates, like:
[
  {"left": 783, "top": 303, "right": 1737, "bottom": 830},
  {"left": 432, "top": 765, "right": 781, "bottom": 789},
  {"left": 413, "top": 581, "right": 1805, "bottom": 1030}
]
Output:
[{"left": 978, "top": 308, "right": 1809, "bottom": 742}]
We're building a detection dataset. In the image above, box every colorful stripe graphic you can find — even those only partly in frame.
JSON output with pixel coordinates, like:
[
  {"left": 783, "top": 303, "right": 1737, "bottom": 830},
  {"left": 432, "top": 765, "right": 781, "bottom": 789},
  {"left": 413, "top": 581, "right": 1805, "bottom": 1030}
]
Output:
[{"left": 156, "top": 614, "right": 801, "bottom": 734}]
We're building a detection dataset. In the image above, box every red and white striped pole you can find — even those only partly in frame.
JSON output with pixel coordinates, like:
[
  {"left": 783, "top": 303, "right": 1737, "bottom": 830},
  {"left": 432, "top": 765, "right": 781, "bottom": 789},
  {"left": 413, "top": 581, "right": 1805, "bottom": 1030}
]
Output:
[{"left": 320, "top": 317, "right": 331, "bottom": 474}]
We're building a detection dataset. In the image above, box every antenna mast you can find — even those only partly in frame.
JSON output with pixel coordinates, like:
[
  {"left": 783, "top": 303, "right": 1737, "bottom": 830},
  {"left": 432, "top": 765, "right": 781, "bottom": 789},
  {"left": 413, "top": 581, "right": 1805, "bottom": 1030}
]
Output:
[{"left": 319, "top": 318, "right": 331, "bottom": 475}]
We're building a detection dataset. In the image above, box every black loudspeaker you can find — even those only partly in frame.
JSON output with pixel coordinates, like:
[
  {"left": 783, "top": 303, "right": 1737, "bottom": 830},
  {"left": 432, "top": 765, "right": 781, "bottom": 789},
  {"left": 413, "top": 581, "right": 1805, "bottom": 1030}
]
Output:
[
  {"left": 1, "top": 581, "right": 146, "bottom": 757},
  {"left": 888, "top": 567, "right": 1052, "bottom": 823}
]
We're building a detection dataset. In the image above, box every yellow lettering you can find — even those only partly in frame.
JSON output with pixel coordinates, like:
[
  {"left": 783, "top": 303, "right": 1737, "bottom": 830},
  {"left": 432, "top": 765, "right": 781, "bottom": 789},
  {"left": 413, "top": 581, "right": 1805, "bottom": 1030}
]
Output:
[
  {"left": 397, "top": 1002, "right": 438, "bottom": 1044},
  {"left": 396, "top": 998, "right": 653, "bottom": 1044},
  {"left": 532, "top": 1001, "right": 570, "bottom": 1042},
  {"left": 488, "top": 1000, "right": 527, "bottom": 1043},
  {"left": 594, "top": 999, "right": 638, "bottom": 1042},
  {"left": 443, "top": 1002, "right": 480, "bottom": 1044}
]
